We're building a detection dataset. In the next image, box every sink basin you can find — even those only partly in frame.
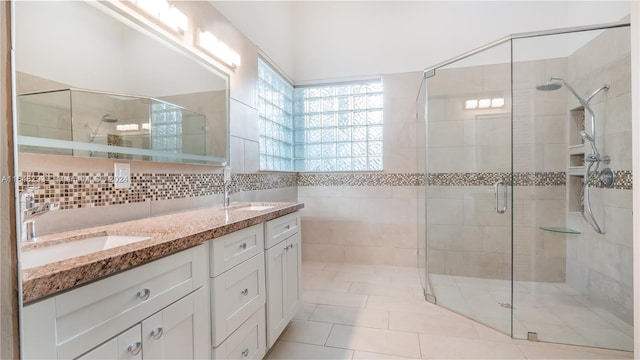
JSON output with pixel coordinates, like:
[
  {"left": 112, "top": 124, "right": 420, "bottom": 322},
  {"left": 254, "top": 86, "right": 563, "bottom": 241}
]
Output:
[
  {"left": 242, "top": 205, "right": 275, "bottom": 211},
  {"left": 21, "top": 235, "right": 151, "bottom": 269},
  {"left": 218, "top": 204, "right": 276, "bottom": 211}
]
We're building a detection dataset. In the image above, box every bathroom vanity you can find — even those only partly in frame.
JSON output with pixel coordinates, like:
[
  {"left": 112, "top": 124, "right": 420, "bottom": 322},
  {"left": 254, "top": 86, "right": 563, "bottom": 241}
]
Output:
[{"left": 20, "top": 202, "right": 303, "bottom": 359}]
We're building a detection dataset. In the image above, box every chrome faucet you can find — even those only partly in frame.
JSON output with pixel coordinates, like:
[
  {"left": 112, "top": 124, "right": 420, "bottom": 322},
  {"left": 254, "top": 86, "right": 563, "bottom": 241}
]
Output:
[
  {"left": 223, "top": 181, "right": 231, "bottom": 208},
  {"left": 20, "top": 188, "right": 59, "bottom": 242},
  {"left": 222, "top": 167, "right": 232, "bottom": 208}
]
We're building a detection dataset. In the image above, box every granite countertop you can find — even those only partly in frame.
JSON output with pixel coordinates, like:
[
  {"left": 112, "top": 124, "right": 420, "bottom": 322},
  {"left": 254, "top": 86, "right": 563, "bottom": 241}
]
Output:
[{"left": 21, "top": 201, "right": 304, "bottom": 304}]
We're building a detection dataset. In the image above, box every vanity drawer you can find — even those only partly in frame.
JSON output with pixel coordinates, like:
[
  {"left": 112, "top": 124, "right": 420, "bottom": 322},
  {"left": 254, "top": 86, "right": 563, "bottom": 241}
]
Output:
[
  {"left": 265, "top": 212, "right": 300, "bottom": 249},
  {"left": 212, "top": 306, "right": 266, "bottom": 360},
  {"left": 54, "top": 244, "right": 207, "bottom": 358},
  {"left": 211, "top": 253, "right": 265, "bottom": 347},
  {"left": 210, "top": 224, "right": 264, "bottom": 277}
]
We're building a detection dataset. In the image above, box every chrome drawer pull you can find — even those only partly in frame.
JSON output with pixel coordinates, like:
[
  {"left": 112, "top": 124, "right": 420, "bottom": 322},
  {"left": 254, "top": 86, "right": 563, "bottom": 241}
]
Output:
[
  {"left": 284, "top": 224, "right": 291, "bottom": 230},
  {"left": 128, "top": 342, "right": 142, "bottom": 356},
  {"left": 242, "top": 348, "right": 249, "bottom": 357},
  {"left": 151, "top": 327, "right": 163, "bottom": 340},
  {"left": 239, "top": 242, "right": 247, "bottom": 250},
  {"left": 136, "top": 288, "right": 151, "bottom": 301},
  {"left": 241, "top": 288, "right": 249, "bottom": 296}
]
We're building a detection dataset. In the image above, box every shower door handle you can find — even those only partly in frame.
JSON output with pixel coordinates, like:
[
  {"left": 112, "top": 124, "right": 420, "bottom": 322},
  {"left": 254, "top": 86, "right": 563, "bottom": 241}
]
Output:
[{"left": 494, "top": 180, "right": 508, "bottom": 214}]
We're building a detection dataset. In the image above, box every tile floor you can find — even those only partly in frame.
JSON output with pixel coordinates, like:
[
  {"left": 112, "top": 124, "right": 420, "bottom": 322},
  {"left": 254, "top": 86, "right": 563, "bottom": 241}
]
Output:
[
  {"left": 430, "top": 274, "right": 634, "bottom": 351},
  {"left": 265, "top": 261, "right": 634, "bottom": 360}
]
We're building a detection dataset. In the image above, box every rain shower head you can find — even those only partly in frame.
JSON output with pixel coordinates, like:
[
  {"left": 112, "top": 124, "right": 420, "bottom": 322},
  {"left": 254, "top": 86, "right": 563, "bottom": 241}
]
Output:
[
  {"left": 535, "top": 81, "right": 562, "bottom": 91},
  {"left": 101, "top": 114, "right": 118, "bottom": 123}
]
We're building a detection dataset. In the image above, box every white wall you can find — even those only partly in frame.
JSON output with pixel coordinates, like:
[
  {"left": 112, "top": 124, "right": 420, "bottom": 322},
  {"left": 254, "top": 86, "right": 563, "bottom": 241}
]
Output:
[
  {"left": 631, "top": 0, "right": 640, "bottom": 355},
  {"left": 213, "top": 1, "right": 629, "bottom": 82},
  {"left": 211, "top": 1, "right": 295, "bottom": 80}
]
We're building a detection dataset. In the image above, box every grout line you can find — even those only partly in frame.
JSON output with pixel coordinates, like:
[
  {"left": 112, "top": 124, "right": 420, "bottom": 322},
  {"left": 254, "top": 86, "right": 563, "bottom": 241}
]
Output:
[{"left": 324, "top": 323, "right": 335, "bottom": 346}]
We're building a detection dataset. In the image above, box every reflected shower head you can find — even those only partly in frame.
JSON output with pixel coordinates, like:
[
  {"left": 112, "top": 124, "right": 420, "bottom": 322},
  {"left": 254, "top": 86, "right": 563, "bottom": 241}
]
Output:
[
  {"left": 101, "top": 114, "right": 118, "bottom": 123},
  {"left": 535, "top": 81, "right": 562, "bottom": 91}
]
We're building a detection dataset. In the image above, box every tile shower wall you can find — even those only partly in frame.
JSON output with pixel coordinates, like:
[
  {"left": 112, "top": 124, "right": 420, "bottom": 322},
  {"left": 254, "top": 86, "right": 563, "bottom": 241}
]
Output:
[
  {"left": 564, "top": 27, "right": 633, "bottom": 324},
  {"left": 299, "top": 72, "right": 422, "bottom": 267},
  {"left": 16, "top": 2, "right": 297, "bottom": 236}
]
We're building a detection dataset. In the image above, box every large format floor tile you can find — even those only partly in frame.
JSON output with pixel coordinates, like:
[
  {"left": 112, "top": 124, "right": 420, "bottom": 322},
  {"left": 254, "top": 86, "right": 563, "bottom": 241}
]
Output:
[{"left": 265, "top": 262, "right": 634, "bottom": 360}]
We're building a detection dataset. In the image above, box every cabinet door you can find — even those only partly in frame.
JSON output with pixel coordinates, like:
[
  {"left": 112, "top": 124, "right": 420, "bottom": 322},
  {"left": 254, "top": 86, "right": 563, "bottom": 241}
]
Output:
[
  {"left": 285, "top": 232, "right": 302, "bottom": 322},
  {"left": 142, "top": 292, "right": 199, "bottom": 359},
  {"left": 265, "top": 243, "right": 287, "bottom": 349},
  {"left": 77, "top": 325, "right": 141, "bottom": 360}
]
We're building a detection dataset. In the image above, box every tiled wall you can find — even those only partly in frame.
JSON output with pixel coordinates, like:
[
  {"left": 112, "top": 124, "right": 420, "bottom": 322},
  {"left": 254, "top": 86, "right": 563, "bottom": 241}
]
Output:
[
  {"left": 299, "top": 72, "right": 423, "bottom": 267},
  {"left": 564, "top": 26, "right": 633, "bottom": 324}
]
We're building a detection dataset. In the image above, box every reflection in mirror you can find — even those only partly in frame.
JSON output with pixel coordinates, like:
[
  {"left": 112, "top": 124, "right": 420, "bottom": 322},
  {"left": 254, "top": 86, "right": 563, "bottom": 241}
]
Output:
[
  {"left": 19, "top": 89, "right": 210, "bottom": 163},
  {"left": 15, "top": 0, "right": 229, "bottom": 164}
]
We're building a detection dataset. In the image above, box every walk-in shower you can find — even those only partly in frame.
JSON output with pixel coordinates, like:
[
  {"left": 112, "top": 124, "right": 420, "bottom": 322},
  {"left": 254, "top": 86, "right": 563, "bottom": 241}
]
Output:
[
  {"left": 418, "top": 22, "right": 632, "bottom": 352},
  {"left": 535, "top": 77, "right": 611, "bottom": 233}
]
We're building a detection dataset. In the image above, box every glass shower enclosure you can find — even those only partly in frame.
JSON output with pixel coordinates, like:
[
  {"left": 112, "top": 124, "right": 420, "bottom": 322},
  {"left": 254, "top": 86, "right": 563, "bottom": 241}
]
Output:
[{"left": 418, "top": 22, "right": 632, "bottom": 351}]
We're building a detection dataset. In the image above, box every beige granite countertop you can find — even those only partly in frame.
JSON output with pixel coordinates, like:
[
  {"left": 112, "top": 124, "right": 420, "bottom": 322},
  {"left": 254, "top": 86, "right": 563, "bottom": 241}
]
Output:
[{"left": 21, "top": 201, "right": 304, "bottom": 304}]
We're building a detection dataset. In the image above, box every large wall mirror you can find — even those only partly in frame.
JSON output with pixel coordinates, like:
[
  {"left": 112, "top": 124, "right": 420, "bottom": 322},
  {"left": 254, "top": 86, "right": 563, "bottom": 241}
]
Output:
[{"left": 14, "top": 1, "right": 229, "bottom": 165}]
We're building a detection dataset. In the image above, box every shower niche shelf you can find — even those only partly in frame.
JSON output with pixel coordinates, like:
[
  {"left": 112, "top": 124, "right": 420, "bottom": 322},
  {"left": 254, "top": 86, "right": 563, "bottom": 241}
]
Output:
[
  {"left": 569, "top": 107, "right": 586, "bottom": 147},
  {"left": 566, "top": 105, "right": 586, "bottom": 223},
  {"left": 539, "top": 226, "right": 581, "bottom": 235}
]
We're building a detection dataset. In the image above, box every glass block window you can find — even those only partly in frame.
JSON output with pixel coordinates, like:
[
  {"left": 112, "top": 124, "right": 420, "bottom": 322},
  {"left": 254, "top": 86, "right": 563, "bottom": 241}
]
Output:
[
  {"left": 293, "top": 80, "right": 383, "bottom": 172},
  {"left": 151, "top": 101, "right": 182, "bottom": 156},
  {"left": 258, "top": 59, "right": 294, "bottom": 171}
]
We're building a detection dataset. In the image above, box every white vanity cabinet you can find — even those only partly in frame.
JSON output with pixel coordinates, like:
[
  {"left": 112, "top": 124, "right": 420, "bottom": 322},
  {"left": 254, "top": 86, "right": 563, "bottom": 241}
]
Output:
[
  {"left": 77, "top": 324, "right": 142, "bottom": 360},
  {"left": 209, "top": 224, "right": 267, "bottom": 360},
  {"left": 22, "top": 244, "right": 209, "bottom": 360},
  {"left": 264, "top": 212, "right": 302, "bottom": 349}
]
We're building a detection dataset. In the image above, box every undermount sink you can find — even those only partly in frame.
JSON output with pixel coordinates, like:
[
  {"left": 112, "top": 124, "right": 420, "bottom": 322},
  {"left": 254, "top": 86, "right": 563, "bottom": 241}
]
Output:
[
  {"left": 21, "top": 235, "right": 151, "bottom": 269},
  {"left": 219, "top": 204, "right": 276, "bottom": 211},
  {"left": 242, "top": 205, "right": 276, "bottom": 211}
]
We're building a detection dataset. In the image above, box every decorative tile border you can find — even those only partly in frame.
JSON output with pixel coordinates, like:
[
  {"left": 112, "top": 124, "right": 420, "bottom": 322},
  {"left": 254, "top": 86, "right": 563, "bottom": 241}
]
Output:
[
  {"left": 18, "top": 172, "right": 297, "bottom": 210},
  {"left": 16, "top": 169, "right": 631, "bottom": 210},
  {"left": 297, "top": 173, "right": 424, "bottom": 186},
  {"left": 427, "top": 172, "right": 566, "bottom": 187},
  {"left": 298, "top": 171, "right": 632, "bottom": 189},
  {"left": 586, "top": 170, "right": 632, "bottom": 190}
]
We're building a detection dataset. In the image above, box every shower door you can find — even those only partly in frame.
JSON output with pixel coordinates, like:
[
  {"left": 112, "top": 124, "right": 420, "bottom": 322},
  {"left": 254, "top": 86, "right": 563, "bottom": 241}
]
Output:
[
  {"left": 422, "top": 23, "right": 633, "bottom": 352},
  {"left": 423, "top": 41, "right": 513, "bottom": 335}
]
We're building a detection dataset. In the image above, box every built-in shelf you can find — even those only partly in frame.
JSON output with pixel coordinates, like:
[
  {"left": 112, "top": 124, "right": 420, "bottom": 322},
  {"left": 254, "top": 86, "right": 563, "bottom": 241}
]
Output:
[
  {"left": 567, "top": 167, "right": 586, "bottom": 176},
  {"left": 567, "top": 106, "right": 586, "bottom": 219},
  {"left": 539, "top": 226, "right": 581, "bottom": 235},
  {"left": 568, "top": 144, "right": 586, "bottom": 154}
]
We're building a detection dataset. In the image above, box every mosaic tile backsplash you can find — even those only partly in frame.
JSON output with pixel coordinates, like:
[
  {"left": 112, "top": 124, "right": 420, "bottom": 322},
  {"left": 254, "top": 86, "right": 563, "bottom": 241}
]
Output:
[
  {"left": 18, "top": 172, "right": 297, "bottom": 210},
  {"left": 18, "top": 170, "right": 631, "bottom": 210}
]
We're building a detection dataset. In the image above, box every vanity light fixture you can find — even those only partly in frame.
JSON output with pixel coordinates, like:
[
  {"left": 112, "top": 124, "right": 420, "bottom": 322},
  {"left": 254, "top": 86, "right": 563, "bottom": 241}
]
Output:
[
  {"left": 478, "top": 99, "right": 491, "bottom": 109},
  {"left": 141, "top": 123, "right": 151, "bottom": 130},
  {"left": 116, "top": 124, "right": 140, "bottom": 132},
  {"left": 131, "top": 0, "right": 188, "bottom": 34},
  {"left": 491, "top": 98, "right": 505, "bottom": 107},
  {"left": 464, "top": 97, "right": 505, "bottom": 109},
  {"left": 465, "top": 100, "right": 478, "bottom": 109},
  {"left": 197, "top": 29, "right": 242, "bottom": 69}
]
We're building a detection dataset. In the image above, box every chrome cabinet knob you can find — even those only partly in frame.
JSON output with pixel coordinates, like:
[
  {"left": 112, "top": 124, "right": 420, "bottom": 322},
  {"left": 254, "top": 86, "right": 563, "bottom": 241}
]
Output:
[
  {"left": 150, "top": 327, "right": 163, "bottom": 340},
  {"left": 242, "top": 348, "right": 249, "bottom": 357},
  {"left": 136, "top": 288, "right": 151, "bottom": 301},
  {"left": 284, "top": 224, "right": 291, "bottom": 230},
  {"left": 128, "top": 342, "right": 142, "bottom": 356},
  {"left": 239, "top": 242, "right": 247, "bottom": 249},
  {"left": 241, "top": 288, "right": 249, "bottom": 296}
]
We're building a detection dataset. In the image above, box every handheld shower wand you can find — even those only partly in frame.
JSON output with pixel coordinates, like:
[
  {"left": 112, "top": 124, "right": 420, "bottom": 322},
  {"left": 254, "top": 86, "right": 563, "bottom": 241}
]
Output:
[{"left": 536, "top": 77, "right": 610, "bottom": 234}]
